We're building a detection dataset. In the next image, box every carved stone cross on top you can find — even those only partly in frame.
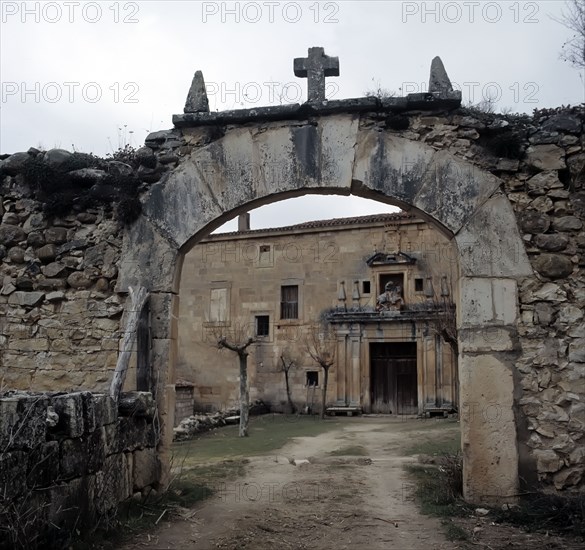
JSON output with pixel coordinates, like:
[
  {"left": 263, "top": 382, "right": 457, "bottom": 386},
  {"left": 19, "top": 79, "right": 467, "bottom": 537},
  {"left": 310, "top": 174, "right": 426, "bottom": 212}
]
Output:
[{"left": 294, "top": 47, "right": 339, "bottom": 104}]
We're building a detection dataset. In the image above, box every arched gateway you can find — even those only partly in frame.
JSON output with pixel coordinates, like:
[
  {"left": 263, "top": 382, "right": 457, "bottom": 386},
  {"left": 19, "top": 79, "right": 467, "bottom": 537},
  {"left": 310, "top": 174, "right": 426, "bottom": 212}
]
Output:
[{"left": 117, "top": 49, "right": 534, "bottom": 504}]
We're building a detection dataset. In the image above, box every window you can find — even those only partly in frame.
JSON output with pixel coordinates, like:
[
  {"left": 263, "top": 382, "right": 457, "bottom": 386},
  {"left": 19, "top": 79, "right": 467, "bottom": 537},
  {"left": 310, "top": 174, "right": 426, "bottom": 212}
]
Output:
[
  {"left": 306, "top": 371, "right": 319, "bottom": 387},
  {"left": 255, "top": 315, "right": 270, "bottom": 337},
  {"left": 362, "top": 281, "right": 371, "bottom": 294},
  {"left": 415, "top": 278, "right": 424, "bottom": 292},
  {"left": 258, "top": 244, "right": 273, "bottom": 267},
  {"left": 280, "top": 285, "right": 298, "bottom": 319},
  {"left": 209, "top": 288, "right": 228, "bottom": 323}
]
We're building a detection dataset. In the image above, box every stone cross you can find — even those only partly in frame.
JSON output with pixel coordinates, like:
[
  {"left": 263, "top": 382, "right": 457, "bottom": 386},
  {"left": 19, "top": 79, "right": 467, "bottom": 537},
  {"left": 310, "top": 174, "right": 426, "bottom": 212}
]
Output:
[{"left": 294, "top": 47, "right": 339, "bottom": 104}]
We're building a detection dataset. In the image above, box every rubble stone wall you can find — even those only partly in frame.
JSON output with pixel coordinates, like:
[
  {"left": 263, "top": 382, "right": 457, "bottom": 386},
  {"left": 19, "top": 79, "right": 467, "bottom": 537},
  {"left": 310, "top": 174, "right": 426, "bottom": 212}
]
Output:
[{"left": 0, "top": 391, "right": 160, "bottom": 547}]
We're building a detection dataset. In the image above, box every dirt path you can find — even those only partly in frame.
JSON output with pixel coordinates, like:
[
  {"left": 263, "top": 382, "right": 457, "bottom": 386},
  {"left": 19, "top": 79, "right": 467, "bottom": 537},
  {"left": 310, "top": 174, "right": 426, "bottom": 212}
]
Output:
[{"left": 119, "top": 417, "right": 460, "bottom": 550}]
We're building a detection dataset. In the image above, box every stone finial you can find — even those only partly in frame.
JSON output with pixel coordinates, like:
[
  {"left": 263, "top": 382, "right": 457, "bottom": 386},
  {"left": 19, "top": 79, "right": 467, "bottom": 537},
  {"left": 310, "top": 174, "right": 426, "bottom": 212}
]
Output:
[
  {"left": 440, "top": 275, "right": 450, "bottom": 297},
  {"left": 184, "top": 70, "right": 209, "bottom": 113},
  {"left": 424, "top": 276, "right": 435, "bottom": 299},
  {"left": 294, "top": 46, "right": 339, "bottom": 104},
  {"left": 352, "top": 281, "right": 361, "bottom": 307},
  {"left": 338, "top": 281, "right": 347, "bottom": 300},
  {"left": 429, "top": 56, "right": 454, "bottom": 94}
]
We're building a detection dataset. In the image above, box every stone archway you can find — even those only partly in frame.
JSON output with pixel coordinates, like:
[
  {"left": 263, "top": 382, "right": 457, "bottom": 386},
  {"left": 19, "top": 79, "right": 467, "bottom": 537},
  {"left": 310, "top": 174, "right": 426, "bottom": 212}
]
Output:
[{"left": 117, "top": 113, "right": 533, "bottom": 504}]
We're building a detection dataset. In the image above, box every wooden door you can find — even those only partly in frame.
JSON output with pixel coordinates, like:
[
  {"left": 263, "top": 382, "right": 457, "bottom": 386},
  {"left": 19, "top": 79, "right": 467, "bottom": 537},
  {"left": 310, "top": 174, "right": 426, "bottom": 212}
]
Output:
[{"left": 370, "top": 343, "right": 417, "bottom": 414}]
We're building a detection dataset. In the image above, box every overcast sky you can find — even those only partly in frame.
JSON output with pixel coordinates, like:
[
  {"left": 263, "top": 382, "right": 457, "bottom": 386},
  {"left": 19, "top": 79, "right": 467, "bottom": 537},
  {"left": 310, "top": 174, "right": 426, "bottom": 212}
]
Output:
[{"left": 1, "top": 1, "right": 583, "bottom": 231}]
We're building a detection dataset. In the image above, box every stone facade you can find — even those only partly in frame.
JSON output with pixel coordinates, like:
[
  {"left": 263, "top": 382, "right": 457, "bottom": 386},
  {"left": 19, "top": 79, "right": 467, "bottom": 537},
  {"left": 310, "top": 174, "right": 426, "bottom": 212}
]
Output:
[
  {"left": 177, "top": 213, "right": 459, "bottom": 418},
  {"left": 0, "top": 391, "right": 160, "bottom": 547}
]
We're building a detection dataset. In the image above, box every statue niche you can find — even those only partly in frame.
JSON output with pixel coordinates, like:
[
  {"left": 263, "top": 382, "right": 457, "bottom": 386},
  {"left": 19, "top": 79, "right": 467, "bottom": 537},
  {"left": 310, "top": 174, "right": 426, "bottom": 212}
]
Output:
[{"left": 376, "top": 282, "right": 403, "bottom": 312}]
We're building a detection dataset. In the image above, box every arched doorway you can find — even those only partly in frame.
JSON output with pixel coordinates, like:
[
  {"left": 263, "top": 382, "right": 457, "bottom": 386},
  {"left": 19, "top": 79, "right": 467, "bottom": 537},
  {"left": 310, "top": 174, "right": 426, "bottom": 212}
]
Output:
[{"left": 117, "top": 114, "right": 533, "bottom": 504}]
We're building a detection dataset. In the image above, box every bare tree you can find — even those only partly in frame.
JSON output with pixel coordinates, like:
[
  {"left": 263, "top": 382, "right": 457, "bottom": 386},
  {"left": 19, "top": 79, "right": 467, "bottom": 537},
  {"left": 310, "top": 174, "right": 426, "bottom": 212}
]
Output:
[
  {"left": 552, "top": 0, "right": 585, "bottom": 70},
  {"left": 305, "top": 323, "right": 336, "bottom": 419},
  {"left": 213, "top": 322, "right": 256, "bottom": 437},
  {"left": 279, "top": 352, "right": 297, "bottom": 414}
]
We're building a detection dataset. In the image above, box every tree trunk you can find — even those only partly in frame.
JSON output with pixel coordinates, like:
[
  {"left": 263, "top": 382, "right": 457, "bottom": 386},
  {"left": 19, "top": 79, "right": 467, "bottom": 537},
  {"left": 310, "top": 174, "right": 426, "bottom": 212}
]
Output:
[
  {"left": 239, "top": 353, "right": 249, "bottom": 437},
  {"left": 110, "top": 286, "right": 149, "bottom": 402},
  {"left": 284, "top": 368, "right": 296, "bottom": 414},
  {"left": 321, "top": 366, "right": 329, "bottom": 419}
]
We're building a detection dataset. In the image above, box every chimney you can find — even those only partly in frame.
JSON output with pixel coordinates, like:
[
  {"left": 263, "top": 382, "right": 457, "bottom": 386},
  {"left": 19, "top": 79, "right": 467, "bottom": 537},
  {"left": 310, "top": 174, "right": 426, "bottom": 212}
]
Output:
[{"left": 238, "top": 213, "right": 250, "bottom": 231}]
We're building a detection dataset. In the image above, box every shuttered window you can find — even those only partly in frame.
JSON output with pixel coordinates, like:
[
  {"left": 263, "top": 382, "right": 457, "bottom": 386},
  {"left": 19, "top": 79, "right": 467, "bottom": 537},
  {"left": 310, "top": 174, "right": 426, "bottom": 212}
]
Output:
[{"left": 280, "top": 285, "right": 298, "bottom": 319}]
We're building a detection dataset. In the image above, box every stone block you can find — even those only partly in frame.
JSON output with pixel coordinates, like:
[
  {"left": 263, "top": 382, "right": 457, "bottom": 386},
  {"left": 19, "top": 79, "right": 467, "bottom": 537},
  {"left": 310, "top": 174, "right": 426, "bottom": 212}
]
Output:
[
  {"left": 118, "top": 392, "right": 156, "bottom": 419},
  {"left": 52, "top": 393, "right": 84, "bottom": 437},
  {"left": 117, "top": 416, "right": 148, "bottom": 452},
  {"left": 94, "top": 453, "right": 131, "bottom": 514},
  {"left": 533, "top": 449, "right": 563, "bottom": 473},
  {"left": 459, "top": 326, "right": 517, "bottom": 353},
  {"left": 60, "top": 437, "right": 86, "bottom": 479},
  {"left": 149, "top": 292, "right": 179, "bottom": 340},
  {"left": 8, "top": 291, "right": 45, "bottom": 307},
  {"left": 460, "top": 278, "right": 493, "bottom": 325},
  {"left": 568, "top": 339, "right": 585, "bottom": 362},
  {"left": 0, "top": 451, "right": 28, "bottom": 498},
  {"left": 81, "top": 392, "right": 97, "bottom": 433},
  {"left": 460, "top": 277, "right": 518, "bottom": 326},
  {"left": 525, "top": 144, "right": 566, "bottom": 171},
  {"left": 492, "top": 279, "right": 518, "bottom": 325},
  {"left": 459, "top": 353, "right": 519, "bottom": 504},
  {"left": 94, "top": 393, "right": 118, "bottom": 427},
  {"left": 8, "top": 338, "right": 49, "bottom": 352},
  {"left": 36, "top": 244, "right": 57, "bottom": 263},
  {"left": 44, "top": 227, "right": 68, "bottom": 244},
  {"left": 0, "top": 224, "right": 26, "bottom": 246},
  {"left": 0, "top": 396, "right": 49, "bottom": 451},
  {"left": 456, "top": 194, "right": 532, "bottom": 278},
  {"left": 27, "top": 441, "right": 59, "bottom": 488},
  {"left": 49, "top": 474, "right": 96, "bottom": 530},
  {"left": 533, "top": 253, "right": 574, "bottom": 279},
  {"left": 132, "top": 448, "right": 160, "bottom": 490}
]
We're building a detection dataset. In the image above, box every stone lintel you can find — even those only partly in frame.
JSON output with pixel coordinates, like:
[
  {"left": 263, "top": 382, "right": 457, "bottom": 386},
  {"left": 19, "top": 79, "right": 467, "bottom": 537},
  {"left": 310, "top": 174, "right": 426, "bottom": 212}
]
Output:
[{"left": 172, "top": 93, "right": 462, "bottom": 128}]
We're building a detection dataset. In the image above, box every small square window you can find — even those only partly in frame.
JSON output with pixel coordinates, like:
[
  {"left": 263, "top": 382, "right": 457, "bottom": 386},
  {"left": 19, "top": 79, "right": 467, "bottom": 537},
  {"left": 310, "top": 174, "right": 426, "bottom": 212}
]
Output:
[
  {"left": 415, "top": 278, "right": 424, "bottom": 292},
  {"left": 362, "top": 281, "right": 371, "bottom": 294},
  {"left": 255, "top": 315, "right": 270, "bottom": 337},
  {"left": 306, "top": 371, "right": 319, "bottom": 387},
  {"left": 260, "top": 245, "right": 270, "bottom": 253}
]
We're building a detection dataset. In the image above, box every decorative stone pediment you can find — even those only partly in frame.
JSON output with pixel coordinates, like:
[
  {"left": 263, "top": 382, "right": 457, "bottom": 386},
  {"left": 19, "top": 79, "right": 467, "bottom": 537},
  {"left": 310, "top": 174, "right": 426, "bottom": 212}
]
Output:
[{"left": 366, "top": 251, "right": 416, "bottom": 267}]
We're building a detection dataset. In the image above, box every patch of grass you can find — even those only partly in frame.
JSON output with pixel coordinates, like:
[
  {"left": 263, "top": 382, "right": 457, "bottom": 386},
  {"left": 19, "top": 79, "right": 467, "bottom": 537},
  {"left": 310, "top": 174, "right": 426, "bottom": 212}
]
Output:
[
  {"left": 404, "top": 464, "right": 469, "bottom": 518},
  {"left": 73, "top": 459, "right": 247, "bottom": 550},
  {"left": 403, "top": 434, "right": 460, "bottom": 457},
  {"left": 172, "top": 415, "right": 341, "bottom": 468},
  {"left": 404, "top": 448, "right": 471, "bottom": 544},
  {"left": 328, "top": 445, "right": 368, "bottom": 456},
  {"left": 492, "top": 492, "right": 585, "bottom": 538},
  {"left": 440, "top": 518, "right": 469, "bottom": 541},
  {"left": 372, "top": 417, "right": 459, "bottom": 434}
]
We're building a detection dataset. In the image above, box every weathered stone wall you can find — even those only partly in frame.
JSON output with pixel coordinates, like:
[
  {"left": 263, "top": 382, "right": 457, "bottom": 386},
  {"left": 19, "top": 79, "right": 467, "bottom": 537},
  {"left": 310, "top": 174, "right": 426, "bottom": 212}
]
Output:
[
  {"left": 0, "top": 390, "right": 160, "bottom": 548},
  {"left": 1, "top": 103, "right": 583, "bottom": 497},
  {"left": 400, "top": 107, "right": 585, "bottom": 492},
  {"left": 0, "top": 149, "right": 146, "bottom": 391}
]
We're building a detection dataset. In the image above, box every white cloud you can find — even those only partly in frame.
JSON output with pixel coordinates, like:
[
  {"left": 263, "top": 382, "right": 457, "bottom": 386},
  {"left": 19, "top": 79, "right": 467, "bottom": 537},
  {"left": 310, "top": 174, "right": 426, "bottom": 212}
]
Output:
[{"left": 1, "top": 1, "right": 581, "bottom": 228}]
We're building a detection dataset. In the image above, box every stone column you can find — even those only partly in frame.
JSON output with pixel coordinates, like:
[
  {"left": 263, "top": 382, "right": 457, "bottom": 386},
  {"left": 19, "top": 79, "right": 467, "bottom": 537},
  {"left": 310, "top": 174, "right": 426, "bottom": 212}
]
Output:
[
  {"left": 350, "top": 326, "right": 361, "bottom": 406},
  {"left": 459, "top": 277, "right": 520, "bottom": 504},
  {"left": 335, "top": 330, "right": 348, "bottom": 405}
]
